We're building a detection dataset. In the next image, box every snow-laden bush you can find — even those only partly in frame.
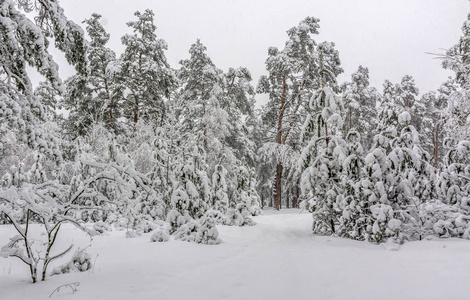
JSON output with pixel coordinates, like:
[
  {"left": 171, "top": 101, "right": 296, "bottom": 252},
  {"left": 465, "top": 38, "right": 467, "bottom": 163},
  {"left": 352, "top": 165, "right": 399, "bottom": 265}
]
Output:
[
  {"left": 51, "top": 248, "right": 93, "bottom": 275},
  {"left": 225, "top": 208, "right": 244, "bottom": 226},
  {"left": 150, "top": 230, "right": 170, "bottom": 242},
  {"left": 0, "top": 153, "right": 96, "bottom": 283},
  {"left": 369, "top": 204, "right": 403, "bottom": 243},
  {"left": 174, "top": 220, "right": 200, "bottom": 243},
  {"left": 166, "top": 209, "right": 223, "bottom": 244},
  {"left": 93, "top": 221, "right": 111, "bottom": 235},
  {"left": 225, "top": 207, "right": 255, "bottom": 226},
  {"left": 195, "top": 210, "right": 222, "bottom": 245},
  {"left": 167, "top": 210, "right": 191, "bottom": 234},
  {"left": 418, "top": 200, "right": 470, "bottom": 239}
]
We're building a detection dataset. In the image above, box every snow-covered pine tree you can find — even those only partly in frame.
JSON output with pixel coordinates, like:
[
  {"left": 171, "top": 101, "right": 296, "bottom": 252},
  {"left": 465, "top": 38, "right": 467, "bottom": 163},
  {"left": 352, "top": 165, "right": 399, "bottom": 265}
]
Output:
[
  {"left": 342, "top": 65, "right": 379, "bottom": 150},
  {"left": 299, "top": 86, "right": 346, "bottom": 235},
  {"left": 177, "top": 40, "right": 223, "bottom": 146},
  {"left": 195, "top": 210, "right": 222, "bottom": 245},
  {"left": 442, "top": 13, "right": 470, "bottom": 91},
  {"left": 177, "top": 40, "right": 259, "bottom": 217},
  {"left": 246, "top": 109, "right": 273, "bottom": 207},
  {"left": 258, "top": 17, "right": 344, "bottom": 210},
  {"left": 34, "top": 81, "right": 60, "bottom": 121},
  {"left": 227, "top": 162, "right": 260, "bottom": 226},
  {"left": 62, "top": 13, "right": 119, "bottom": 137},
  {"left": 167, "top": 135, "right": 210, "bottom": 227},
  {"left": 116, "top": 9, "right": 176, "bottom": 128},
  {"left": 374, "top": 80, "right": 401, "bottom": 153},
  {"left": 441, "top": 81, "right": 470, "bottom": 145},
  {"left": 421, "top": 13, "right": 470, "bottom": 239},
  {"left": 177, "top": 40, "right": 241, "bottom": 169},
  {"left": 433, "top": 13, "right": 470, "bottom": 209},
  {"left": 432, "top": 140, "right": 470, "bottom": 238},
  {"left": 0, "top": 0, "right": 86, "bottom": 161},
  {"left": 212, "top": 162, "right": 229, "bottom": 214},
  {"left": 222, "top": 67, "right": 258, "bottom": 167},
  {"left": 336, "top": 130, "right": 370, "bottom": 240},
  {"left": 387, "top": 111, "right": 435, "bottom": 241}
]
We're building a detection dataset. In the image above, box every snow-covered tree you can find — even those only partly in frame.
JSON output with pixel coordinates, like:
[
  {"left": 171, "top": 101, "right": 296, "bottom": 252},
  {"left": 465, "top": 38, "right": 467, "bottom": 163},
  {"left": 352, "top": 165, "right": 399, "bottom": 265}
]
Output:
[
  {"left": 212, "top": 162, "right": 229, "bottom": 214},
  {"left": 34, "top": 80, "right": 60, "bottom": 121},
  {"left": 0, "top": 0, "right": 86, "bottom": 161},
  {"left": 258, "top": 17, "right": 343, "bottom": 210},
  {"left": 62, "top": 13, "right": 119, "bottom": 137},
  {"left": 116, "top": 9, "right": 176, "bottom": 127},
  {"left": 226, "top": 163, "right": 260, "bottom": 226},
  {"left": 299, "top": 87, "right": 346, "bottom": 234},
  {"left": 342, "top": 65, "right": 378, "bottom": 150},
  {"left": 177, "top": 39, "right": 224, "bottom": 147},
  {"left": 177, "top": 40, "right": 256, "bottom": 172}
]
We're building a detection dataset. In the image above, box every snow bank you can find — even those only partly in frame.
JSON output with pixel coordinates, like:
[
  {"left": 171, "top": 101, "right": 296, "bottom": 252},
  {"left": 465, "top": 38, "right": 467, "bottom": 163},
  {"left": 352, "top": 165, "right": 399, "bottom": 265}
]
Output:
[{"left": 1, "top": 211, "right": 470, "bottom": 299}]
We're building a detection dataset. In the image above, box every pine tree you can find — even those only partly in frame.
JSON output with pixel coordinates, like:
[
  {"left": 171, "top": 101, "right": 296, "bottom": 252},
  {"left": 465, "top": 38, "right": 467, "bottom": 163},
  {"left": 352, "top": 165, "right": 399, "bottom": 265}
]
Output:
[
  {"left": 227, "top": 162, "right": 259, "bottom": 226},
  {"left": 386, "top": 112, "right": 435, "bottom": 241},
  {"left": 0, "top": 0, "right": 86, "bottom": 160},
  {"left": 34, "top": 81, "right": 59, "bottom": 121},
  {"left": 212, "top": 162, "right": 229, "bottom": 214},
  {"left": 342, "top": 65, "right": 378, "bottom": 150},
  {"left": 258, "top": 17, "right": 343, "bottom": 210},
  {"left": 299, "top": 87, "right": 346, "bottom": 234},
  {"left": 62, "top": 14, "right": 119, "bottom": 137},
  {"left": 336, "top": 131, "right": 369, "bottom": 240},
  {"left": 222, "top": 67, "right": 257, "bottom": 166},
  {"left": 177, "top": 40, "right": 223, "bottom": 142},
  {"left": 442, "top": 13, "right": 470, "bottom": 90},
  {"left": 117, "top": 9, "right": 176, "bottom": 127},
  {"left": 177, "top": 40, "right": 256, "bottom": 171}
]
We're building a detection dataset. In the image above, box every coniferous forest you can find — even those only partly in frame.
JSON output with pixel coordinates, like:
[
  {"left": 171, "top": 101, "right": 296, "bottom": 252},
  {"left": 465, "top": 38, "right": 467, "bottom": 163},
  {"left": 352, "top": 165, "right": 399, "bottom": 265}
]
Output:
[{"left": 1, "top": 1, "right": 470, "bottom": 295}]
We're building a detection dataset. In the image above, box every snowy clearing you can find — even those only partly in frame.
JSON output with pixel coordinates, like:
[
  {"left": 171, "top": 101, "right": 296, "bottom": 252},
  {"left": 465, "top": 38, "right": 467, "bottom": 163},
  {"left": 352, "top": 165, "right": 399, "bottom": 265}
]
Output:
[{"left": 1, "top": 209, "right": 470, "bottom": 300}]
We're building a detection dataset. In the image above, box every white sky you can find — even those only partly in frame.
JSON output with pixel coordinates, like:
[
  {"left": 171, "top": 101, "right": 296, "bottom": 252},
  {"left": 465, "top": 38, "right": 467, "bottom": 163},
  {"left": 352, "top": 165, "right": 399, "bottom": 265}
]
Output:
[{"left": 44, "top": 0, "right": 469, "bottom": 106}]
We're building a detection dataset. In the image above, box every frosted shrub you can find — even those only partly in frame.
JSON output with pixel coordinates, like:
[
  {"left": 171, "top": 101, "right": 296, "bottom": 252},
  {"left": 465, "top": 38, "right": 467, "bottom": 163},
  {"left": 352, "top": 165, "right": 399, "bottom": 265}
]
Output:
[
  {"left": 93, "top": 221, "right": 111, "bottom": 234},
  {"left": 369, "top": 204, "right": 404, "bottom": 243},
  {"left": 195, "top": 210, "right": 222, "bottom": 245},
  {"left": 141, "top": 220, "right": 159, "bottom": 233},
  {"left": 225, "top": 208, "right": 244, "bottom": 226},
  {"left": 51, "top": 249, "right": 92, "bottom": 275},
  {"left": 174, "top": 220, "right": 200, "bottom": 242},
  {"left": 150, "top": 230, "right": 170, "bottom": 242},
  {"left": 212, "top": 164, "right": 229, "bottom": 214},
  {"left": 419, "top": 200, "right": 470, "bottom": 238},
  {"left": 166, "top": 209, "right": 191, "bottom": 234}
]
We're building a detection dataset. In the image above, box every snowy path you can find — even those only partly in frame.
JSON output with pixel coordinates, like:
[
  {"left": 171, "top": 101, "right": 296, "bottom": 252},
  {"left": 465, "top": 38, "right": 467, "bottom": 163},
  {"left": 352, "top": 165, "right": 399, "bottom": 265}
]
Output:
[{"left": 1, "top": 210, "right": 470, "bottom": 299}]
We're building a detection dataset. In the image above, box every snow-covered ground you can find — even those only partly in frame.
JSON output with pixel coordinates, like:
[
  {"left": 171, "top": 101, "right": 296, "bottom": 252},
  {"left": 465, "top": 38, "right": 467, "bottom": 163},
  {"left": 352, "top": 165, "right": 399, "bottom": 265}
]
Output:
[{"left": 1, "top": 209, "right": 470, "bottom": 300}]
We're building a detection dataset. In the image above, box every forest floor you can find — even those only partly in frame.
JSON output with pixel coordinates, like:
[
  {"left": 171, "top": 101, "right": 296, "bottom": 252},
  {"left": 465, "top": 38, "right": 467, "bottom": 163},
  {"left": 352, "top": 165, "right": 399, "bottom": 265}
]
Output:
[{"left": 1, "top": 209, "right": 470, "bottom": 300}]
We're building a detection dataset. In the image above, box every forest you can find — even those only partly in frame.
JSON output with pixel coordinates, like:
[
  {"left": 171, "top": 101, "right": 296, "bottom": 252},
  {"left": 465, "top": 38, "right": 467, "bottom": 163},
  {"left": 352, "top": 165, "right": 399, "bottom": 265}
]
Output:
[{"left": 1, "top": 0, "right": 470, "bottom": 290}]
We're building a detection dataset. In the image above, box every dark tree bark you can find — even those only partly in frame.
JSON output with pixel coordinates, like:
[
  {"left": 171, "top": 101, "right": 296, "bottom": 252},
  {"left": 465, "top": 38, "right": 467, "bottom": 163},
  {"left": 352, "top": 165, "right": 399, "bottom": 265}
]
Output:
[
  {"left": 286, "top": 190, "right": 290, "bottom": 208},
  {"left": 274, "top": 161, "right": 283, "bottom": 210}
]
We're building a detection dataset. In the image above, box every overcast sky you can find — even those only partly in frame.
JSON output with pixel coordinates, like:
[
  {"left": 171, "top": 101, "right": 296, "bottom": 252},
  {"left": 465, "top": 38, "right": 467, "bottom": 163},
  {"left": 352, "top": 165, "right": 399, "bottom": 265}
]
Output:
[{"left": 46, "top": 0, "right": 469, "bottom": 106}]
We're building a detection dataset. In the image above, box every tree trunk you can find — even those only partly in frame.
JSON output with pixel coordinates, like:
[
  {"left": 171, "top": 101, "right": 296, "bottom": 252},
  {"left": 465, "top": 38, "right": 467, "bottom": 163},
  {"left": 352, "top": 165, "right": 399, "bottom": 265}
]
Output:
[
  {"left": 133, "top": 98, "right": 139, "bottom": 130},
  {"left": 434, "top": 122, "right": 440, "bottom": 167},
  {"left": 274, "top": 161, "right": 282, "bottom": 210},
  {"left": 286, "top": 190, "right": 290, "bottom": 208},
  {"left": 348, "top": 107, "right": 352, "bottom": 132},
  {"left": 293, "top": 179, "right": 300, "bottom": 208}
]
